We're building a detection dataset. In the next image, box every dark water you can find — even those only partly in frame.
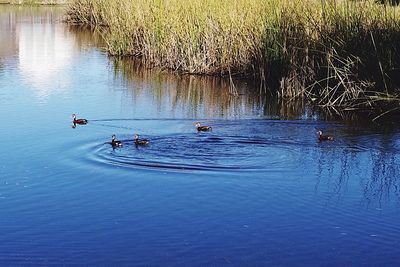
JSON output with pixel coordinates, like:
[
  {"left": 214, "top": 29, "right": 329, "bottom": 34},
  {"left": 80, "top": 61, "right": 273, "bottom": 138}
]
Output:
[{"left": 1, "top": 5, "right": 400, "bottom": 266}]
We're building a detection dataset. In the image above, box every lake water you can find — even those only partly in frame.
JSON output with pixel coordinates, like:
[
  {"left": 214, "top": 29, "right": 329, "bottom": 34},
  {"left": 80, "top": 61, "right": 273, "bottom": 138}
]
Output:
[{"left": 1, "top": 5, "right": 400, "bottom": 266}]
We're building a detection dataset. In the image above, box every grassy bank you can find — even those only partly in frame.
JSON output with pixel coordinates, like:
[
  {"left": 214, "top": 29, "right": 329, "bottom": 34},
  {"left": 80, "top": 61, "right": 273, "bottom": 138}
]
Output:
[
  {"left": 66, "top": 0, "right": 400, "bottom": 118},
  {"left": 0, "top": 0, "right": 67, "bottom": 4}
]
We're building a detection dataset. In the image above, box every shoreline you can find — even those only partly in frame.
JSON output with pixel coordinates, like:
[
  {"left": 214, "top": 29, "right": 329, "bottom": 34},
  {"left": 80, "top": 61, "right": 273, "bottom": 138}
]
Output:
[{"left": 65, "top": 0, "right": 400, "bottom": 122}]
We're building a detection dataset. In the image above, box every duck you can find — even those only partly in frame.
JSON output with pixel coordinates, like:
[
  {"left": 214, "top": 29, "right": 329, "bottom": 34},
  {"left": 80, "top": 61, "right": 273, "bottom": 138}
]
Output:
[
  {"left": 195, "top": 122, "right": 212, "bottom": 132},
  {"left": 134, "top": 134, "right": 150, "bottom": 146},
  {"left": 72, "top": 114, "right": 88, "bottom": 125},
  {"left": 111, "top": 134, "right": 123, "bottom": 147},
  {"left": 317, "top": 130, "right": 334, "bottom": 141}
]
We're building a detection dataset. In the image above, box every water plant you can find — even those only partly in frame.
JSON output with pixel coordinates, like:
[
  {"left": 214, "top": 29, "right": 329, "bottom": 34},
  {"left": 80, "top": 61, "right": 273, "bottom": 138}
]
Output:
[{"left": 66, "top": 0, "right": 400, "bottom": 119}]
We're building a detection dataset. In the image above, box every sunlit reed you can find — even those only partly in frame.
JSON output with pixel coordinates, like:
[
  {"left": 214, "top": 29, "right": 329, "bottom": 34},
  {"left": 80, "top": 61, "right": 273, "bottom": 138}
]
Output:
[{"left": 66, "top": 0, "right": 400, "bottom": 116}]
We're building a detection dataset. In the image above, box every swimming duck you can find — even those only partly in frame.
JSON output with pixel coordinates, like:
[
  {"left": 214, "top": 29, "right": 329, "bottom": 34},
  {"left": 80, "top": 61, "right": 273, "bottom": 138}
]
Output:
[
  {"left": 72, "top": 114, "right": 88, "bottom": 125},
  {"left": 134, "top": 134, "right": 150, "bottom": 146},
  {"left": 195, "top": 122, "right": 212, "bottom": 132},
  {"left": 111, "top": 134, "right": 123, "bottom": 147},
  {"left": 317, "top": 131, "right": 334, "bottom": 141}
]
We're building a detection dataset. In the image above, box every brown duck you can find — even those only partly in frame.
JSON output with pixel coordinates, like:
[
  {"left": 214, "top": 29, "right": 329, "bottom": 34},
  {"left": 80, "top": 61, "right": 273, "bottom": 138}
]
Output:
[
  {"left": 134, "top": 134, "right": 150, "bottom": 146},
  {"left": 111, "top": 134, "right": 123, "bottom": 147},
  {"left": 72, "top": 114, "right": 88, "bottom": 125},
  {"left": 195, "top": 122, "right": 212, "bottom": 132},
  {"left": 317, "top": 131, "right": 334, "bottom": 141}
]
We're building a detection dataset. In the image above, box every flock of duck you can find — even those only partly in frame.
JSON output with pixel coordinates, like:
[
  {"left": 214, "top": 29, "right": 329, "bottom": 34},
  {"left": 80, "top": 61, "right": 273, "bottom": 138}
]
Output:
[{"left": 72, "top": 113, "right": 334, "bottom": 147}]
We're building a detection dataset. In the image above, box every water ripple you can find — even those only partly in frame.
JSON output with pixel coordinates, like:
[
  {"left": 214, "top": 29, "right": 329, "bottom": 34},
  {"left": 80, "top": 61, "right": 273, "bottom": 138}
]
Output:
[{"left": 79, "top": 134, "right": 303, "bottom": 173}]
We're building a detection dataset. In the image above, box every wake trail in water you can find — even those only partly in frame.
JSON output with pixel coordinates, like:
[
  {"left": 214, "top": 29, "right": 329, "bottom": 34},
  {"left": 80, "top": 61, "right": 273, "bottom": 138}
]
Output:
[
  {"left": 68, "top": 119, "right": 395, "bottom": 173},
  {"left": 77, "top": 133, "right": 306, "bottom": 173},
  {"left": 88, "top": 122, "right": 135, "bottom": 131},
  {"left": 90, "top": 118, "right": 214, "bottom": 122}
]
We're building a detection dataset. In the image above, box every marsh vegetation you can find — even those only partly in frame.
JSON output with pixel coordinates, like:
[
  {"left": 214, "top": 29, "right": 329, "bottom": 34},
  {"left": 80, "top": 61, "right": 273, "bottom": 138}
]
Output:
[
  {"left": 0, "top": 0, "right": 67, "bottom": 4},
  {"left": 2, "top": 6, "right": 400, "bottom": 265},
  {"left": 67, "top": 0, "right": 400, "bottom": 119}
]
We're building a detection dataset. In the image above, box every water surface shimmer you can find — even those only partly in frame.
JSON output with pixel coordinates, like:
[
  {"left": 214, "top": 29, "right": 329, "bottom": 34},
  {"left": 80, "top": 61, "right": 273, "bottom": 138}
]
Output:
[{"left": 0, "top": 5, "right": 400, "bottom": 266}]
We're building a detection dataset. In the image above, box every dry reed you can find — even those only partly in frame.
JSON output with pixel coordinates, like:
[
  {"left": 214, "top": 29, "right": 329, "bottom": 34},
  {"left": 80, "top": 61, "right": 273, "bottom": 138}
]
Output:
[{"left": 66, "top": 0, "right": 400, "bottom": 116}]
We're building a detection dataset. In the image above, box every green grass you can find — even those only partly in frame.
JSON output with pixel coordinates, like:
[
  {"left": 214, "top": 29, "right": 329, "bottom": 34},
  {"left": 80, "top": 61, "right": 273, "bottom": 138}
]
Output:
[
  {"left": 66, "top": 0, "right": 400, "bottom": 115},
  {"left": 0, "top": 0, "right": 67, "bottom": 4}
]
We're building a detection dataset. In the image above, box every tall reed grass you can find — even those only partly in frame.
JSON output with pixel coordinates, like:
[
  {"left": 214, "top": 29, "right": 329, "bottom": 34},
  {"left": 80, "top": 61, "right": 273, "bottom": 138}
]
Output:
[{"left": 66, "top": 0, "right": 400, "bottom": 115}]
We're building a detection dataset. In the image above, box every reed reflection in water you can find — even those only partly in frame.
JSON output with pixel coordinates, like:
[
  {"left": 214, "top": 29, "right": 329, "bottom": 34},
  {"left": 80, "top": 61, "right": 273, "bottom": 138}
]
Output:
[
  {"left": 112, "top": 58, "right": 310, "bottom": 119},
  {"left": 312, "top": 129, "right": 400, "bottom": 207},
  {"left": 1, "top": 5, "right": 400, "bottom": 266}
]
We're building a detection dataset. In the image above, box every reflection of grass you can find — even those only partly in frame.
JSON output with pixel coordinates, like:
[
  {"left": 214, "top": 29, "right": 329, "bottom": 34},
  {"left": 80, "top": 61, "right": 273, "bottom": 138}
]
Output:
[
  {"left": 112, "top": 58, "right": 307, "bottom": 119},
  {"left": 314, "top": 130, "right": 400, "bottom": 206},
  {"left": 67, "top": 25, "right": 105, "bottom": 49},
  {"left": 364, "top": 150, "right": 400, "bottom": 204},
  {"left": 66, "top": 0, "right": 400, "bottom": 118}
]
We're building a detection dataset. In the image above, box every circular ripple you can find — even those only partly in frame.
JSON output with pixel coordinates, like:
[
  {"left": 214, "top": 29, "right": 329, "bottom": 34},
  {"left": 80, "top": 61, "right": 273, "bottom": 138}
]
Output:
[{"left": 83, "top": 134, "right": 302, "bottom": 173}]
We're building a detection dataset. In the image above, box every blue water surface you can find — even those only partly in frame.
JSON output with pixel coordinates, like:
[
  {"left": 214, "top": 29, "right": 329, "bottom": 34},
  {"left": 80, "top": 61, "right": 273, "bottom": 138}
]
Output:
[{"left": 0, "top": 5, "right": 400, "bottom": 266}]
